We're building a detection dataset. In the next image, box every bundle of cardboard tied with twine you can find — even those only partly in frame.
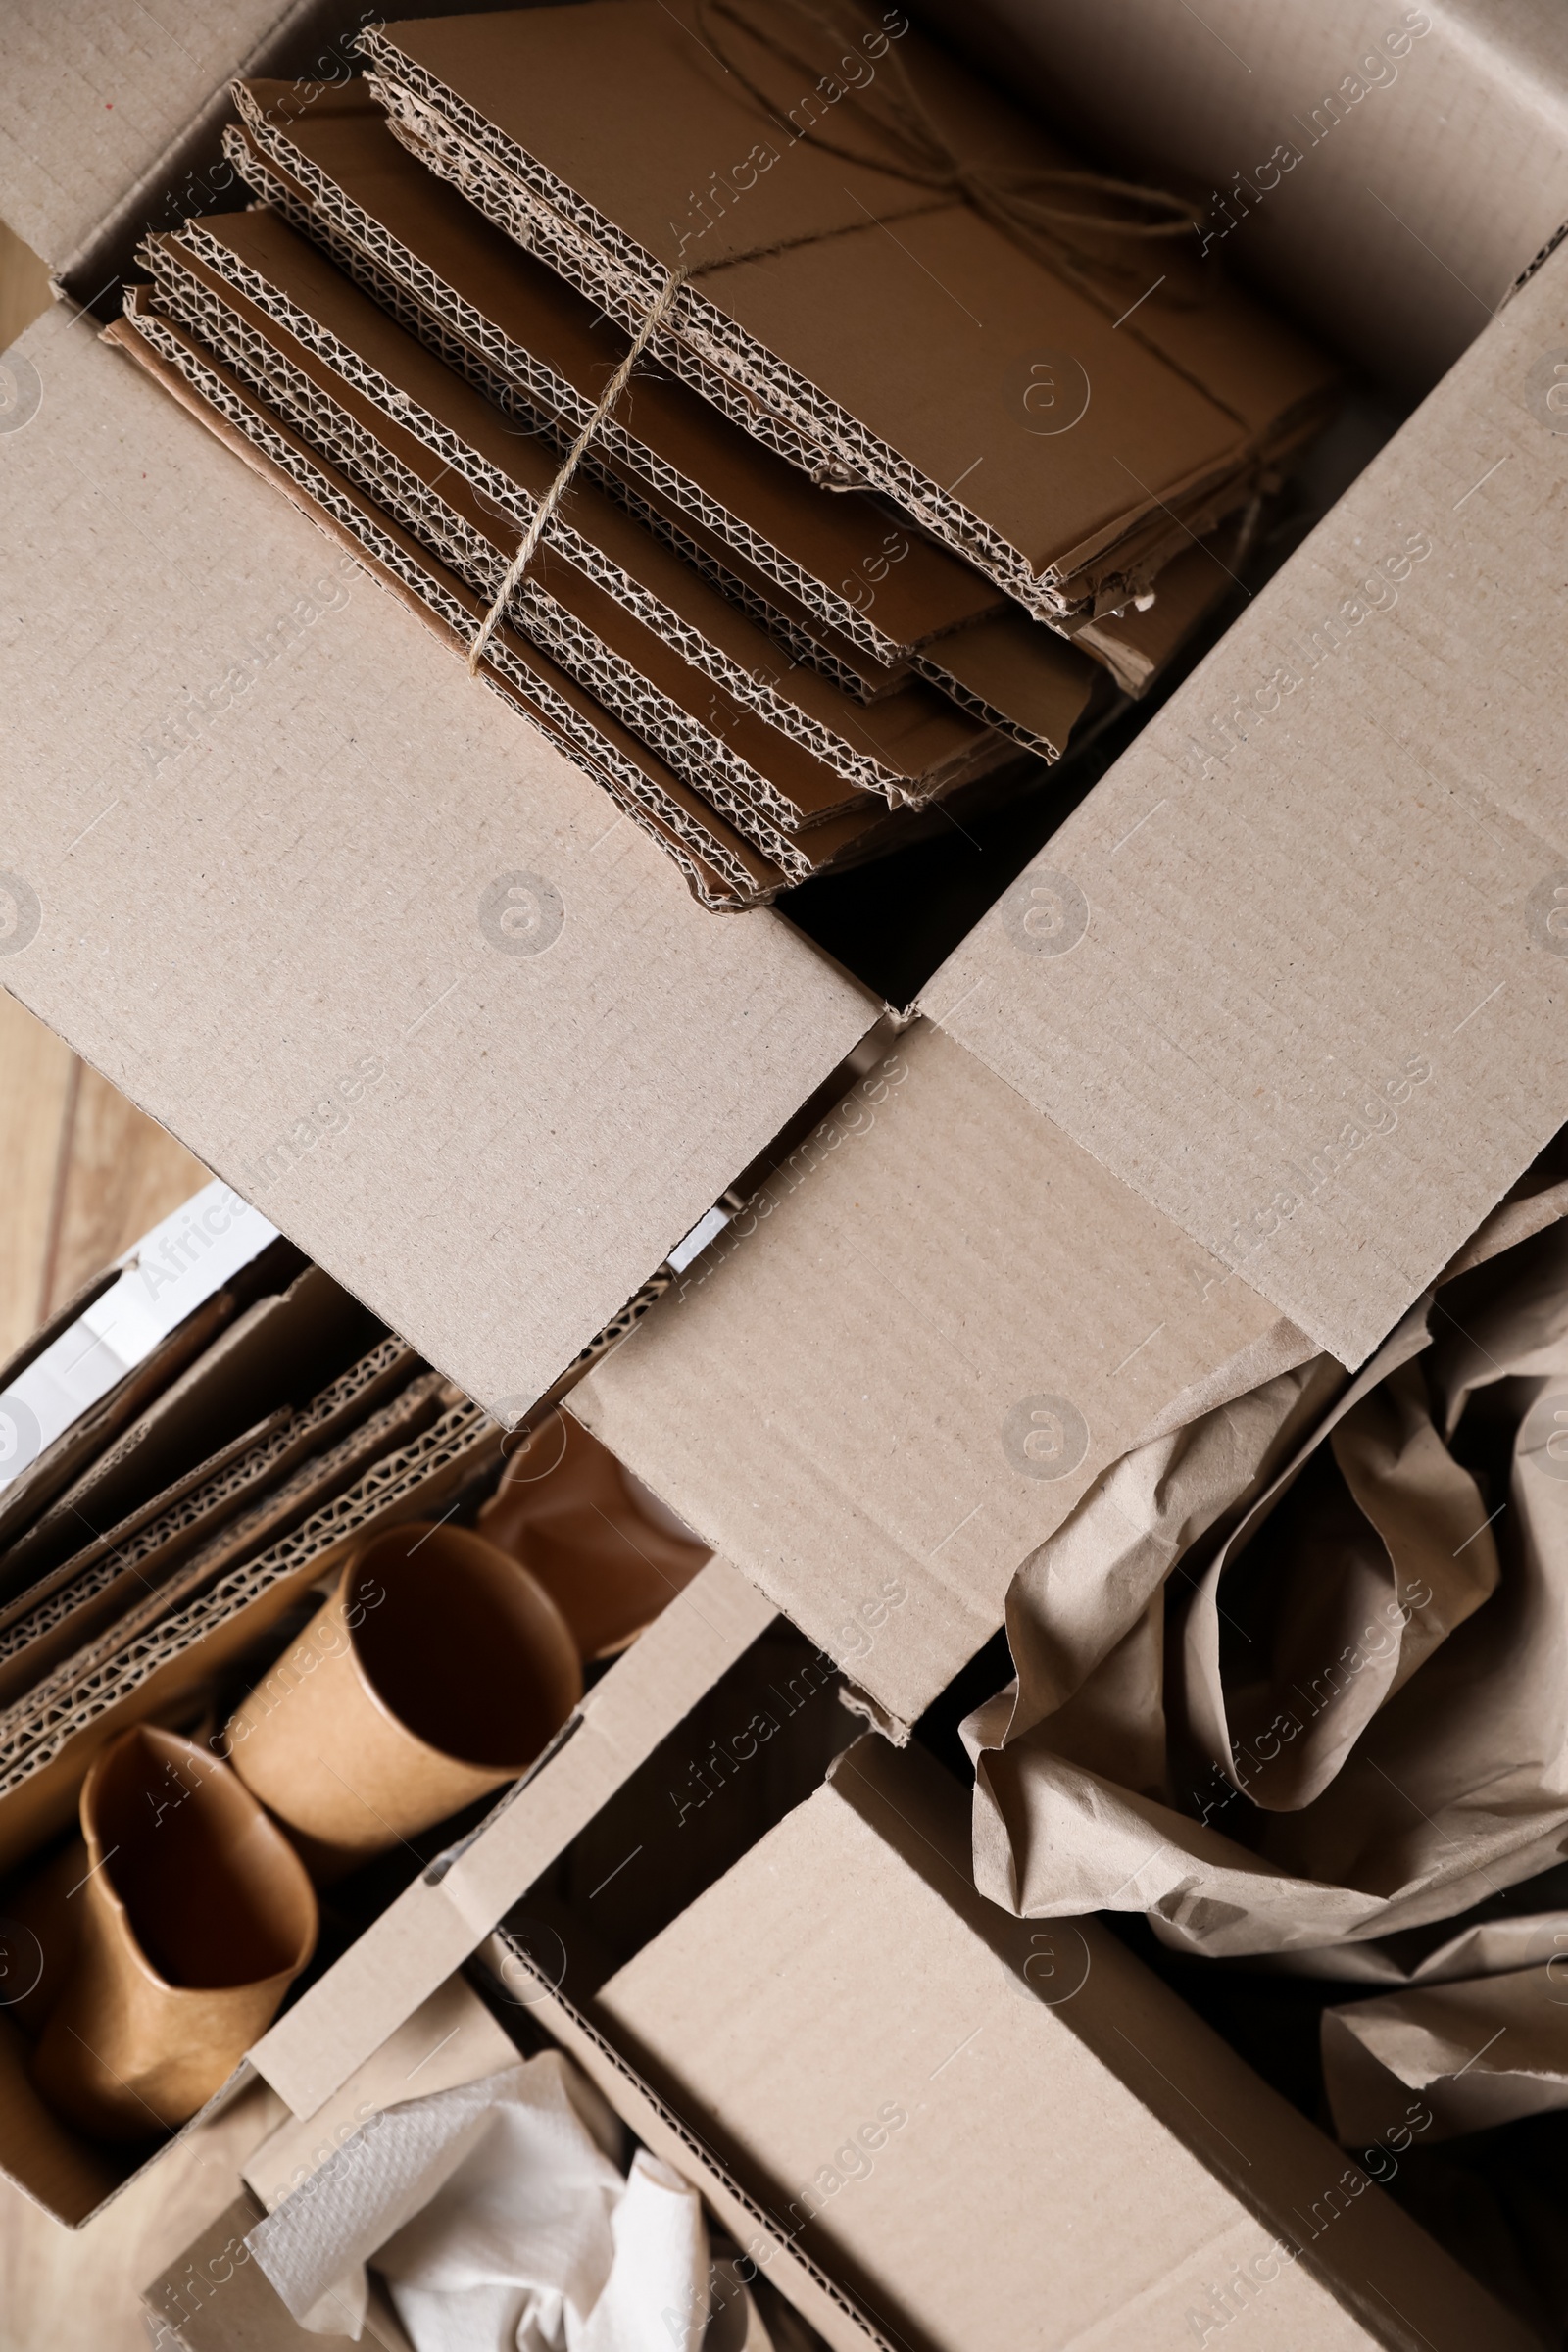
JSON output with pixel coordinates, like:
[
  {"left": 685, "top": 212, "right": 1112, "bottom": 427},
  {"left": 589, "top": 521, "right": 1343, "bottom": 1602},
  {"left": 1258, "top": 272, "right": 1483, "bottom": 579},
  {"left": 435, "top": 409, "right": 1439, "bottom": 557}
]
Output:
[
  {"left": 108, "top": 0, "right": 1340, "bottom": 909},
  {"left": 963, "top": 1170, "right": 1568, "bottom": 2150}
]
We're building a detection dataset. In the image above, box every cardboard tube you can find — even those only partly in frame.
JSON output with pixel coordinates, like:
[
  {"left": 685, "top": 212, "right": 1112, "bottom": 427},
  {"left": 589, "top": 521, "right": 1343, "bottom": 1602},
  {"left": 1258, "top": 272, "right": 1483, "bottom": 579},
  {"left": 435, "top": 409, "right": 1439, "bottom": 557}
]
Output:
[
  {"left": 30, "top": 1726, "right": 317, "bottom": 2141},
  {"left": 223, "top": 1522, "right": 583, "bottom": 1871}
]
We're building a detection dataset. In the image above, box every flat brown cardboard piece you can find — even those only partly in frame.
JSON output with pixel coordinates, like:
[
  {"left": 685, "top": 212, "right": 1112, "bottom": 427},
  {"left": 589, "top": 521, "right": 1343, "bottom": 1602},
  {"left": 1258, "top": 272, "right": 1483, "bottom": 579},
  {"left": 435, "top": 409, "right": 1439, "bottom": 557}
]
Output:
[
  {"left": 110, "top": 293, "right": 803, "bottom": 905},
  {"left": 573, "top": 1021, "right": 1305, "bottom": 1727},
  {"left": 0, "top": 295, "right": 877, "bottom": 1415},
  {"left": 0, "top": 1263, "right": 375, "bottom": 1596},
  {"left": 596, "top": 1735, "right": 1538, "bottom": 2352},
  {"left": 0, "top": 1292, "right": 238, "bottom": 1560},
  {"left": 140, "top": 210, "right": 1020, "bottom": 812},
  {"left": 923, "top": 237, "right": 1568, "bottom": 1368},
  {"left": 0, "top": 1393, "right": 497, "bottom": 1877},
  {"left": 0, "top": 1364, "right": 448, "bottom": 1748},
  {"left": 0, "top": 1327, "right": 416, "bottom": 1708}
]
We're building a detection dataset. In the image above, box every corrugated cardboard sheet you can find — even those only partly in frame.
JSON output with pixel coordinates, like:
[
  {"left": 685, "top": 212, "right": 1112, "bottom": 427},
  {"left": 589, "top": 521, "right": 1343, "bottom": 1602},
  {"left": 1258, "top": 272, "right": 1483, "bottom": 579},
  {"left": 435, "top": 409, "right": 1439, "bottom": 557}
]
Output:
[
  {"left": 597, "top": 1737, "right": 1538, "bottom": 2352},
  {"left": 573, "top": 1023, "right": 1306, "bottom": 1726},
  {"left": 929, "top": 0, "right": 1568, "bottom": 394},
  {"left": 0, "top": 303, "right": 876, "bottom": 1415},
  {"left": 923, "top": 240, "right": 1568, "bottom": 1371}
]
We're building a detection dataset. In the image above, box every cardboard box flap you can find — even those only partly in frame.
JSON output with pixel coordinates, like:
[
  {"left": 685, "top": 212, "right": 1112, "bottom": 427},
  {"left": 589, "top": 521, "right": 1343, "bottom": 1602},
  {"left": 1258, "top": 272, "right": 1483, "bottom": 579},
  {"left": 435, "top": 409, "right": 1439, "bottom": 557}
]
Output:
[
  {"left": 922, "top": 243, "right": 1568, "bottom": 1370},
  {"left": 596, "top": 1737, "right": 1539, "bottom": 2352},
  {"left": 573, "top": 1021, "right": 1307, "bottom": 1727},
  {"left": 0, "top": 302, "right": 877, "bottom": 1420},
  {"left": 0, "top": 0, "right": 292, "bottom": 277}
]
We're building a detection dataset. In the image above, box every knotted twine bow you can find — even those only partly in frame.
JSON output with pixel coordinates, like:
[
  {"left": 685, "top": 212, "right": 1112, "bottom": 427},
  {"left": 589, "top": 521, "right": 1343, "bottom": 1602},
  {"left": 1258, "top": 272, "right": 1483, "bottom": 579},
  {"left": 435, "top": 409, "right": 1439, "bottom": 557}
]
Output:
[{"left": 466, "top": 0, "right": 1200, "bottom": 673}]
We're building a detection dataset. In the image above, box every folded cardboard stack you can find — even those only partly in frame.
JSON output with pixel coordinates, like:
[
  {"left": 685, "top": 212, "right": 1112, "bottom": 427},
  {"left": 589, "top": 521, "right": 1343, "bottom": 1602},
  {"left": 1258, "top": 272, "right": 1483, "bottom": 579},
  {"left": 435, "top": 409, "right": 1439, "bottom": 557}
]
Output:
[{"left": 108, "top": 3, "right": 1339, "bottom": 907}]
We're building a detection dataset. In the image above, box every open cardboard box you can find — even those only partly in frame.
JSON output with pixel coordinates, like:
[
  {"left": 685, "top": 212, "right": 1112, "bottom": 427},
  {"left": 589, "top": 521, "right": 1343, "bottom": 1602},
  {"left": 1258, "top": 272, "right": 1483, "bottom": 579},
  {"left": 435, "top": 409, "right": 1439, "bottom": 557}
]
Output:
[
  {"left": 140, "top": 1680, "right": 1540, "bottom": 2352},
  {"left": 2, "top": 0, "right": 1568, "bottom": 2291},
  {"left": 0, "top": 1179, "right": 783, "bottom": 2230}
]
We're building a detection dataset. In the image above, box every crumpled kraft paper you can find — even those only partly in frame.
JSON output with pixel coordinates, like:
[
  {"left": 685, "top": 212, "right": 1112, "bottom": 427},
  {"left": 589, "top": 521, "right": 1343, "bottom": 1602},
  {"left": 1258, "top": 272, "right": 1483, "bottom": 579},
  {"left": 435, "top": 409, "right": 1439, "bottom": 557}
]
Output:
[
  {"left": 245, "top": 2052, "right": 717, "bottom": 2351},
  {"left": 965, "top": 1219, "right": 1568, "bottom": 1957},
  {"left": 1323, "top": 1961, "right": 1568, "bottom": 2145}
]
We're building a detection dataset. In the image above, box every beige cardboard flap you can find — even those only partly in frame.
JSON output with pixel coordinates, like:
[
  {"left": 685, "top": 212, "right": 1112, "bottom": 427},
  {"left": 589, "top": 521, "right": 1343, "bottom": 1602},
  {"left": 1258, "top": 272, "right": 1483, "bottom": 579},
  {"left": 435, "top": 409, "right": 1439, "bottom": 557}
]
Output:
[
  {"left": 0, "top": 304, "right": 875, "bottom": 1418},
  {"left": 574, "top": 1022, "right": 1303, "bottom": 1726},
  {"left": 0, "top": 0, "right": 302, "bottom": 276},
  {"left": 597, "top": 1737, "right": 1538, "bottom": 2352},
  {"left": 248, "top": 1555, "right": 775, "bottom": 2121},
  {"left": 923, "top": 244, "right": 1568, "bottom": 1369}
]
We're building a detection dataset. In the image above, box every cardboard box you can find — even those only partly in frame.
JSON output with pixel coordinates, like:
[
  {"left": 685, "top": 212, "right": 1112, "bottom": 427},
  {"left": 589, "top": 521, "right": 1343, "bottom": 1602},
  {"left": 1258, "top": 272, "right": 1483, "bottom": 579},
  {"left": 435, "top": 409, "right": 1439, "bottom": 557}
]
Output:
[
  {"left": 4, "top": 7, "right": 1567, "bottom": 1674},
  {"left": 584, "top": 1737, "right": 1539, "bottom": 2351},
  {"left": 0, "top": 1186, "right": 783, "bottom": 2230}
]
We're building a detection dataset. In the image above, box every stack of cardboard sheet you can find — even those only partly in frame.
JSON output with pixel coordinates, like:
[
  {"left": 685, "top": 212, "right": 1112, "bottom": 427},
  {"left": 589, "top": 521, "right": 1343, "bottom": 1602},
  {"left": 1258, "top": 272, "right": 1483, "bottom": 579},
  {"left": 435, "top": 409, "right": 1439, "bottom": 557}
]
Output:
[
  {"left": 0, "top": 1185, "right": 500, "bottom": 1876},
  {"left": 109, "top": 2, "right": 1339, "bottom": 909}
]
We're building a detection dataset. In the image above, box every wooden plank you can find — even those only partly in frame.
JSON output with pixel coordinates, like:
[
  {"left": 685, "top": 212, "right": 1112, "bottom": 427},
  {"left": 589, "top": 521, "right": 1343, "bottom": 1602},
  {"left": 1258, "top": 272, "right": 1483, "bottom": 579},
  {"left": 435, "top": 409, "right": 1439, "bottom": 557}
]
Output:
[
  {"left": 48, "top": 1062, "right": 209, "bottom": 1315},
  {"left": 0, "top": 989, "right": 74, "bottom": 1364}
]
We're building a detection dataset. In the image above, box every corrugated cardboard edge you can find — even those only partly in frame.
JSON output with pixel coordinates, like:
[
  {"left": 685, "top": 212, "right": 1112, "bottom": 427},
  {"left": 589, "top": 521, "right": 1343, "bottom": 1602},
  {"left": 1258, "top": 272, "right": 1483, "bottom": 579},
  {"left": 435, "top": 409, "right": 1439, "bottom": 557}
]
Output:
[{"left": 475, "top": 1937, "right": 897, "bottom": 2352}]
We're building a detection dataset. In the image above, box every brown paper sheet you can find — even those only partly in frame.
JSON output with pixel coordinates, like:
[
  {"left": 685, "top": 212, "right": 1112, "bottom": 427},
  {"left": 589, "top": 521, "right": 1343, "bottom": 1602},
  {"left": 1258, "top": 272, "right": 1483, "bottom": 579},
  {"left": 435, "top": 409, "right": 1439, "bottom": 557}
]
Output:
[
  {"left": 966, "top": 1217, "right": 1568, "bottom": 1956},
  {"left": 1323, "top": 1963, "right": 1568, "bottom": 2146}
]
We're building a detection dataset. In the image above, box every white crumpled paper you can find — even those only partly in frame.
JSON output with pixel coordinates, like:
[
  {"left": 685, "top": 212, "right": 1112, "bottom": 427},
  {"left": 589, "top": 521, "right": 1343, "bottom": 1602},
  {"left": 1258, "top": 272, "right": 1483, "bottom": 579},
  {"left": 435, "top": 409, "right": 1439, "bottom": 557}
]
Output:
[{"left": 245, "top": 2052, "right": 714, "bottom": 2352}]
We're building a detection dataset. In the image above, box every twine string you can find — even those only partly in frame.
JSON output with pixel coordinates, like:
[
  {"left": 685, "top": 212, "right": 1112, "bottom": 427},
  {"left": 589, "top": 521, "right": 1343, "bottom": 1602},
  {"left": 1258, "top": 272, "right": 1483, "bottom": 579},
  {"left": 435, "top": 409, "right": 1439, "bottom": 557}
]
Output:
[
  {"left": 466, "top": 0, "right": 1203, "bottom": 675},
  {"left": 690, "top": 0, "right": 1202, "bottom": 277},
  {"left": 466, "top": 265, "right": 689, "bottom": 674}
]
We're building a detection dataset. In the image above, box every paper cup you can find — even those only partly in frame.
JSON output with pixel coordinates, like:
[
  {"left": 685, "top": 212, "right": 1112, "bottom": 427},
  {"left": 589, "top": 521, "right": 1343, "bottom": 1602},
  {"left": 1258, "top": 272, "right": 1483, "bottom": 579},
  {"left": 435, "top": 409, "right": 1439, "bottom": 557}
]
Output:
[
  {"left": 31, "top": 1726, "right": 317, "bottom": 2140},
  {"left": 223, "top": 1522, "right": 583, "bottom": 1871}
]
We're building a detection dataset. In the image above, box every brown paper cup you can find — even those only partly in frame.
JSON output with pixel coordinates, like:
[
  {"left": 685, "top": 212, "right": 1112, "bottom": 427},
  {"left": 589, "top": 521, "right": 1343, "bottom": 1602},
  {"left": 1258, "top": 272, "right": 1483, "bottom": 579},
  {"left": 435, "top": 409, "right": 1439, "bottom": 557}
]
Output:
[
  {"left": 30, "top": 1726, "right": 318, "bottom": 2141},
  {"left": 223, "top": 1521, "right": 583, "bottom": 1872},
  {"left": 479, "top": 1412, "right": 710, "bottom": 1659}
]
